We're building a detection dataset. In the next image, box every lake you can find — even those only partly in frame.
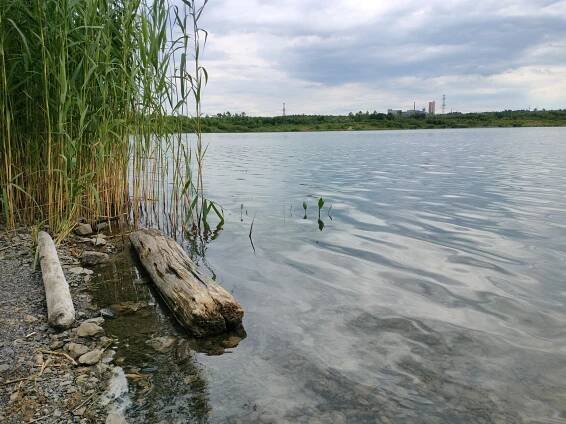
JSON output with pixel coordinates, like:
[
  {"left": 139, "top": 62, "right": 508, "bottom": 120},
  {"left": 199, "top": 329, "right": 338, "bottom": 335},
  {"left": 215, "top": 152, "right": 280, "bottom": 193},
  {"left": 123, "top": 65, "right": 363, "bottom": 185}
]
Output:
[{"left": 94, "top": 127, "right": 566, "bottom": 423}]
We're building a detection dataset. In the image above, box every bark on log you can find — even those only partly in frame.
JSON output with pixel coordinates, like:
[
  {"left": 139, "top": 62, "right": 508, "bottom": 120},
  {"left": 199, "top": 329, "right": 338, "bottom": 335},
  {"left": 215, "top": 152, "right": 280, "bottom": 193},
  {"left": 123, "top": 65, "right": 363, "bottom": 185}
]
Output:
[
  {"left": 37, "top": 231, "right": 75, "bottom": 329},
  {"left": 129, "top": 229, "right": 244, "bottom": 337}
]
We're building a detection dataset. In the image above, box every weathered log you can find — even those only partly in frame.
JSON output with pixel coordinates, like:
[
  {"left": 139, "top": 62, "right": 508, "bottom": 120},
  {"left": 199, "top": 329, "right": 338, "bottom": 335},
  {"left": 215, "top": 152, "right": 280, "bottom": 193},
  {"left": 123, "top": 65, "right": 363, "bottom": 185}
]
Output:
[
  {"left": 129, "top": 229, "right": 244, "bottom": 337},
  {"left": 37, "top": 231, "right": 75, "bottom": 329}
]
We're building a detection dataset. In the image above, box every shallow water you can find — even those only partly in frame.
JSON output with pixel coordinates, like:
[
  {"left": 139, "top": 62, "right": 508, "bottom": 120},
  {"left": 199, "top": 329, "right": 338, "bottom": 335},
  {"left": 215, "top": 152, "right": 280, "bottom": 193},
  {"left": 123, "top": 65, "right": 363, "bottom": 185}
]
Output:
[{"left": 93, "top": 128, "right": 566, "bottom": 423}]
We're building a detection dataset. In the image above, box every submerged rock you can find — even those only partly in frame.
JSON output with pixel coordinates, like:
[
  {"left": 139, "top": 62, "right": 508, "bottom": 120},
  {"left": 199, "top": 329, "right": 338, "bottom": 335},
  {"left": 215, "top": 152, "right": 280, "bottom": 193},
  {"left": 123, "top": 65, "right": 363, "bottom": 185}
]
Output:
[
  {"left": 81, "top": 251, "right": 110, "bottom": 266},
  {"left": 109, "top": 301, "right": 150, "bottom": 316},
  {"left": 77, "top": 322, "right": 104, "bottom": 337},
  {"left": 75, "top": 223, "right": 93, "bottom": 236},
  {"left": 146, "top": 336, "right": 177, "bottom": 353}
]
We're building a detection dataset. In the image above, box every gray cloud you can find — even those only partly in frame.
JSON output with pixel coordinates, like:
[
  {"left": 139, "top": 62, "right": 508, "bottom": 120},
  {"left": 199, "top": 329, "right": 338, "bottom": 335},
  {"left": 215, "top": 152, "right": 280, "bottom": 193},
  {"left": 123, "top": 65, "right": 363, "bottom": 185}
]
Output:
[{"left": 196, "top": 0, "right": 566, "bottom": 114}]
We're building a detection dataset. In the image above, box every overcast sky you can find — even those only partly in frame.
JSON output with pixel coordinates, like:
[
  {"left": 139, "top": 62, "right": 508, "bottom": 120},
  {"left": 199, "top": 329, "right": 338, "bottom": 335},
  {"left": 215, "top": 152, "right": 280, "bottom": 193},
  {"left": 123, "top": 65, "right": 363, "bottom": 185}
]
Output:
[{"left": 197, "top": 0, "right": 566, "bottom": 116}]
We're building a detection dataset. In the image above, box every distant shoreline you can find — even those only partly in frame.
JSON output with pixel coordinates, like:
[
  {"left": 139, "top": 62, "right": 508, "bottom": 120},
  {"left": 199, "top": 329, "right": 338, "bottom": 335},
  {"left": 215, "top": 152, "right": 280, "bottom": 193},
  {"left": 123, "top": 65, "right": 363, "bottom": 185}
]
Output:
[{"left": 165, "top": 110, "right": 566, "bottom": 134}]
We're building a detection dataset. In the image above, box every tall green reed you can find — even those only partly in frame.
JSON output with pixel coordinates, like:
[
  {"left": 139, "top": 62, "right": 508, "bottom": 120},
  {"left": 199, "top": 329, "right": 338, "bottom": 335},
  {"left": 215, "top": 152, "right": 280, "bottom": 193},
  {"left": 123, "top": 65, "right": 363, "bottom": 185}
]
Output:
[{"left": 0, "top": 0, "right": 216, "bottom": 239}]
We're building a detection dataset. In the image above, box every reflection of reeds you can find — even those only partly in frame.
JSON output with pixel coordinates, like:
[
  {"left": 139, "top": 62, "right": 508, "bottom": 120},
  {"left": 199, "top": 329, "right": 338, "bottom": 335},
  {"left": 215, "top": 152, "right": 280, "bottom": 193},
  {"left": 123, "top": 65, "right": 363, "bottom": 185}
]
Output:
[{"left": 0, "top": 0, "right": 218, "bottom": 240}]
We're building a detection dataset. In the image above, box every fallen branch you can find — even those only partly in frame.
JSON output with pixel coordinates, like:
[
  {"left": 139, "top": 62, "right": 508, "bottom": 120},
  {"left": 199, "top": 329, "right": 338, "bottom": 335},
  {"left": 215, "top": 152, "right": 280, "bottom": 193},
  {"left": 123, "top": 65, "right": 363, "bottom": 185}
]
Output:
[{"left": 39, "top": 349, "right": 77, "bottom": 366}]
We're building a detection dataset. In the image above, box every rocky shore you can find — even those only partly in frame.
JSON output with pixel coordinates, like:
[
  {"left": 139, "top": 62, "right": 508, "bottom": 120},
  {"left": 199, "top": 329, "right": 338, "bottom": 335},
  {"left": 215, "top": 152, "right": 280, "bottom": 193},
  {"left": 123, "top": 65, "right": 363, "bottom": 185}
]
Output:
[{"left": 0, "top": 226, "right": 124, "bottom": 423}]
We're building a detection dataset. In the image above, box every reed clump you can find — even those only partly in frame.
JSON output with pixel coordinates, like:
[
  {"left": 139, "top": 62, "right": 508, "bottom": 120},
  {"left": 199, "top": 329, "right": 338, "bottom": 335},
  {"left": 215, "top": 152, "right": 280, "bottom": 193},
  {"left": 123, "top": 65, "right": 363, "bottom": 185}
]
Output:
[{"left": 0, "top": 0, "right": 212, "bottom": 238}]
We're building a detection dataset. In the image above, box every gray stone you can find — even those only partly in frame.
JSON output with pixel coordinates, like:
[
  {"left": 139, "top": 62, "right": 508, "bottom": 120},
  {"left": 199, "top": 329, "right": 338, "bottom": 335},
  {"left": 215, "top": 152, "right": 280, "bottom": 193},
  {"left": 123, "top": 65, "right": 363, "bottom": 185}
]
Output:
[
  {"left": 81, "top": 251, "right": 110, "bottom": 266},
  {"left": 75, "top": 223, "right": 93, "bottom": 236},
  {"left": 78, "top": 349, "right": 103, "bottom": 365},
  {"left": 77, "top": 322, "right": 104, "bottom": 337},
  {"left": 65, "top": 343, "right": 90, "bottom": 359}
]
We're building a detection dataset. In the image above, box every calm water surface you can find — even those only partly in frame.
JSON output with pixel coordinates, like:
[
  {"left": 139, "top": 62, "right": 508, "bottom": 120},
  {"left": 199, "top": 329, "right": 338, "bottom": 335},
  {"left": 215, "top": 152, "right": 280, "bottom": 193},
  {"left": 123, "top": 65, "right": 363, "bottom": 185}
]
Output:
[{"left": 94, "top": 128, "right": 566, "bottom": 423}]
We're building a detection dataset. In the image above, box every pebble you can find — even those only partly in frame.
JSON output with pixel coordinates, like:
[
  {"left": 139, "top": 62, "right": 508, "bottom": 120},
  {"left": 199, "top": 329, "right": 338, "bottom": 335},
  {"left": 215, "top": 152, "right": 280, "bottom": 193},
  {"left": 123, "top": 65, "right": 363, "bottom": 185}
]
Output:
[
  {"left": 24, "top": 314, "right": 38, "bottom": 323},
  {"left": 74, "top": 406, "right": 86, "bottom": 416},
  {"left": 77, "top": 322, "right": 104, "bottom": 337},
  {"left": 49, "top": 340, "right": 64, "bottom": 350},
  {"left": 91, "top": 234, "right": 107, "bottom": 247}
]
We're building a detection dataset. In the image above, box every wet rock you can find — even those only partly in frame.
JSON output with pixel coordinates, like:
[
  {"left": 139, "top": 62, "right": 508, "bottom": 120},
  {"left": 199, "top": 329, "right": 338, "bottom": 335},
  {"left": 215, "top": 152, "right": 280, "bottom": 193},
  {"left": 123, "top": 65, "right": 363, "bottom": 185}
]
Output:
[
  {"left": 146, "top": 336, "right": 177, "bottom": 353},
  {"left": 69, "top": 267, "right": 94, "bottom": 276},
  {"left": 75, "top": 223, "right": 93, "bottom": 236},
  {"left": 81, "top": 251, "right": 110, "bottom": 266},
  {"left": 65, "top": 343, "right": 90, "bottom": 359},
  {"left": 78, "top": 349, "right": 103, "bottom": 365},
  {"left": 100, "top": 308, "right": 116, "bottom": 319},
  {"left": 77, "top": 322, "right": 104, "bottom": 337}
]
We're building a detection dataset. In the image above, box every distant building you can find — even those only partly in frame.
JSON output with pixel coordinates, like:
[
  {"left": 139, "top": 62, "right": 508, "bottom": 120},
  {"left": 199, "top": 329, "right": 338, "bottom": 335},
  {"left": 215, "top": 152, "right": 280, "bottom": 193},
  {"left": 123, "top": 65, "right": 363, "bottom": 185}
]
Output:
[
  {"left": 388, "top": 108, "right": 427, "bottom": 117},
  {"left": 402, "top": 109, "right": 426, "bottom": 117},
  {"left": 428, "top": 101, "right": 436, "bottom": 115}
]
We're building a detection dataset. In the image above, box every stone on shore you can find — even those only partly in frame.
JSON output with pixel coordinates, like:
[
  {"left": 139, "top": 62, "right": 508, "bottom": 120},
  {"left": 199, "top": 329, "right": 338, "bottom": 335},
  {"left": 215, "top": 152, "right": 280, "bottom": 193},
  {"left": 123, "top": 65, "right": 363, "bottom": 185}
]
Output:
[
  {"left": 78, "top": 349, "right": 103, "bottom": 365},
  {"left": 64, "top": 342, "right": 89, "bottom": 359},
  {"left": 77, "top": 322, "right": 104, "bottom": 337}
]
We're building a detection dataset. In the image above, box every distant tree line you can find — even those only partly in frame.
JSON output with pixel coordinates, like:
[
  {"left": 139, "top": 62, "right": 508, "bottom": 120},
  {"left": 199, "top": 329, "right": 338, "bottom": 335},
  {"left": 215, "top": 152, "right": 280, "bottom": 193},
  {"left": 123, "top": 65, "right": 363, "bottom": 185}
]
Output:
[{"left": 163, "top": 109, "right": 566, "bottom": 133}]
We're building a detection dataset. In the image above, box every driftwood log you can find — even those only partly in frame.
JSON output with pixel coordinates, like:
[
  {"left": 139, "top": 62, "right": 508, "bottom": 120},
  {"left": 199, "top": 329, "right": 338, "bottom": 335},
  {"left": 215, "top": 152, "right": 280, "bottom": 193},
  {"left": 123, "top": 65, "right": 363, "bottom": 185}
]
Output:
[
  {"left": 37, "top": 231, "right": 75, "bottom": 329},
  {"left": 129, "top": 229, "right": 244, "bottom": 337}
]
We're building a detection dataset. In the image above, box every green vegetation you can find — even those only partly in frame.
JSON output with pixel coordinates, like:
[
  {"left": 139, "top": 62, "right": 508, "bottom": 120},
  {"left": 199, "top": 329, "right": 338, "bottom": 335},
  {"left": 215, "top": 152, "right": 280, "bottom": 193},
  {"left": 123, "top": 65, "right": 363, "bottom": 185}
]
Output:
[
  {"left": 0, "top": 0, "right": 218, "bottom": 238},
  {"left": 166, "top": 109, "right": 566, "bottom": 133}
]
